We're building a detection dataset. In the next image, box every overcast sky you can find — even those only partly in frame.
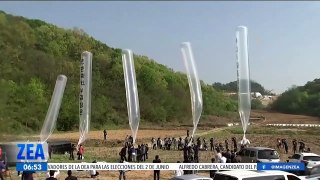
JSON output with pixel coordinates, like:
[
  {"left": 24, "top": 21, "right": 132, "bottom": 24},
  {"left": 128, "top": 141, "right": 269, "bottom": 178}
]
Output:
[{"left": 1, "top": 1, "right": 320, "bottom": 94}]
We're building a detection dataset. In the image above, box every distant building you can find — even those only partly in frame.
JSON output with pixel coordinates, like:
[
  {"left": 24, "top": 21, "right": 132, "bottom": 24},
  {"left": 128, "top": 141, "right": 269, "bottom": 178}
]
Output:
[
  {"left": 251, "top": 92, "right": 262, "bottom": 98},
  {"left": 224, "top": 92, "right": 276, "bottom": 99}
]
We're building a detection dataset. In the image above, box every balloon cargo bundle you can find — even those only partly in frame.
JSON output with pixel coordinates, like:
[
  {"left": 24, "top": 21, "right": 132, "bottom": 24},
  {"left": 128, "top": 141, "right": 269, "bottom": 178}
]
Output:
[{"left": 48, "top": 141, "right": 72, "bottom": 154}]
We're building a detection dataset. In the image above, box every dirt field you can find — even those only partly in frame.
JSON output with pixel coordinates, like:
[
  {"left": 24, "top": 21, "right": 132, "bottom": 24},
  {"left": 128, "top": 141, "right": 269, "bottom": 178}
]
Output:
[
  {"left": 48, "top": 129, "right": 192, "bottom": 142},
  {"left": 252, "top": 110, "right": 320, "bottom": 124},
  {"left": 6, "top": 126, "right": 320, "bottom": 180},
  {"left": 3, "top": 110, "right": 320, "bottom": 180}
]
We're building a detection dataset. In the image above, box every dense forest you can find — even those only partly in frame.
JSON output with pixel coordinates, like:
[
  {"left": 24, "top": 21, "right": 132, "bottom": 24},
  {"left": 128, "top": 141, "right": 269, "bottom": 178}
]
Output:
[
  {"left": 213, "top": 81, "right": 275, "bottom": 95},
  {"left": 271, "top": 79, "right": 320, "bottom": 117},
  {"left": 0, "top": 11, "right": 239, "bottom": 134}
]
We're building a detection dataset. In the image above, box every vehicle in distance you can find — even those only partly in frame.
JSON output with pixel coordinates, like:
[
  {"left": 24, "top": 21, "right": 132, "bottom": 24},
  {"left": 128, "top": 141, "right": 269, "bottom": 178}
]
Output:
[
  {"left": 288, "top": 153, "right": 320, "bottom": 174},
  {"left": 309, "top": 164, "right": 320, "bottom": 176},
  {"left": 235, "top": 147, "right": 280, "bottom": 163},
  {"left": 170, "top": 174, "right": 213, "bottom": 180},
  {"left": 213, "top": 170, "right": 302, "bottom": 180},
  {"left": 299, "top": 164, "right": 320, "bottom": 180}
]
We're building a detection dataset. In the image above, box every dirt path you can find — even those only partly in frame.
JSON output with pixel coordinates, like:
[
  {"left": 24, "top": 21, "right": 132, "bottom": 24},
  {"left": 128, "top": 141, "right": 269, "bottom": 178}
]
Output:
[{"left": 194, "top": 127, "right": 224, "bottom": 137}]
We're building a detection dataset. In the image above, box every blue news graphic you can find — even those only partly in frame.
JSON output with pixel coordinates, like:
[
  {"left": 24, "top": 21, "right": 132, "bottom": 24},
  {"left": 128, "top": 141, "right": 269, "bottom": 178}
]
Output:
[
  {"left": 257, "top": 163, "right": 305, "bottom": 171},
  {"left": 17, "top": 144, "right": 45, "bottom": 160},
  {"left": 16, "top": 162, "right": 48, "bottom": 172},
  {"left": 0, "top": 142, "right": 48, "bottom": 164}
]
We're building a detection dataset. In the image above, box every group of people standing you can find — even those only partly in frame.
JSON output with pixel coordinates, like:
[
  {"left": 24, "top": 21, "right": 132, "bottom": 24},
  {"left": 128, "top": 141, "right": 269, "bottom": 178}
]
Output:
[
  {"left": 119, "top": 143, "right": 149, "bottom": 162},
  {"left": 277, "top": 138, "right": 309, "bottom": 154},
  {"left": 177, "top": 132, "right": 251, "bottom": 178},
  {"left": 151, "top": 131, "right": 242, "bottom": 154},
  {"left": 68, "top": 144, "right": 84, "bottom": 161}
]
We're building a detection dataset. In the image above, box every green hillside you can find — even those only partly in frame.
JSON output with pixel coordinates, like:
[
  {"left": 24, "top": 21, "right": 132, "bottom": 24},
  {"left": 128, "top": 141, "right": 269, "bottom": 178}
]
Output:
[
  {"left": 0, "top": 11, "right": 237, "bottom": 134},
  {"left": 271, "top": 78, "right": 320, "bottom": 117}
]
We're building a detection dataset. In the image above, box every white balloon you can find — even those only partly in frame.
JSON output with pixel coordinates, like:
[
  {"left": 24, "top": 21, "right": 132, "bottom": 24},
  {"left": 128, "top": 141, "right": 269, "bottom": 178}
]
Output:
[
  {"left": 236, "top": 26, "right": 251, "bottom": 141},
  {"left": 122, "top": 49, "right": 140, "bottom": 144},
  {"left": 40, "top": 75, "right": 67, "bottom": 143},
  {"left": 78, "top": 51, "right": 92, "bottom": 145},
  {"left": 181, "top": 42, "right": 203, "bottom": 138}
]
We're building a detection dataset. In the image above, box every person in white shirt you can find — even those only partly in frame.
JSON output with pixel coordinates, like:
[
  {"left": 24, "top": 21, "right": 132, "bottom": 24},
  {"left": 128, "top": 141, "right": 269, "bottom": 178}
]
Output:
[
  {"left": 90, "top": 160, "right": 99, "bottom": 178},
  {"left": 215, "top": 150, "right": 222, "bottom": 163},
  {"left": 119, "top": 158, "right": 129, "bottom": 180},
  {"left": 220, "top": 153, "right": 227, "bottom": 163},
  {"left": 132, "top": 148, "right": 137, "bottom": 162},
  {"left": 46, "top": 170, "right": 60, "bottom": 178},
  {"left": 90, "top": 169, "right": 99, "bottom": 178},
  {"left": 174, "top": 161, "right": 184, "bottom": 176},
  {"left": 240, "top": 135, "right": 250, "bottom": 147}
]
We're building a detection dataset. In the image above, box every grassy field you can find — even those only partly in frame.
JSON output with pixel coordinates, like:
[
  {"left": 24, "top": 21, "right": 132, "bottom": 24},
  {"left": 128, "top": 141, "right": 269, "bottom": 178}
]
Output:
[
  {"left": 2, "top": 110, "right": 320, "bottom": 179},
  {"left": 3, "top": 124, "right": 320, "bottom": 180}
]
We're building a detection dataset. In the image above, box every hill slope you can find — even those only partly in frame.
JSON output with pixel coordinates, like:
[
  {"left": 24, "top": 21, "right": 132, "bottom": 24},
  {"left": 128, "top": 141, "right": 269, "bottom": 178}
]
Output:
[
  {"left": 271, "top": 78, "right": 320, "bottom": 117},
  {"left": 0, "top": 11, "right": 237, "bottom": 133}
]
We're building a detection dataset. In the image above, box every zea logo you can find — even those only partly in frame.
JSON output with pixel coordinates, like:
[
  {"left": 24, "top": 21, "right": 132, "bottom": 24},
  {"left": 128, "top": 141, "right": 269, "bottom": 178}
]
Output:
[{"left": 17, "top": 144, "right": 45, "bottom": 160}]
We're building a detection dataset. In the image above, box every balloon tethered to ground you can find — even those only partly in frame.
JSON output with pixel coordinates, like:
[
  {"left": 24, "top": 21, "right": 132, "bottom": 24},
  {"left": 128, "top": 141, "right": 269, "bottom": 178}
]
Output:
[
  {"left": 78, "top": 51, "right": 92, "bottom": 146},
  {"left": 122, "top": 49, "right": 140, "bottom": 144},
  {"left": 40, "top": 75, "right": 67, "bottom": 143},
  {"left": 236, "top": 26, "right": 251, "bottom": 145},
  {"left": 180, "top": 42, "right": 203, "bottom": 140}
]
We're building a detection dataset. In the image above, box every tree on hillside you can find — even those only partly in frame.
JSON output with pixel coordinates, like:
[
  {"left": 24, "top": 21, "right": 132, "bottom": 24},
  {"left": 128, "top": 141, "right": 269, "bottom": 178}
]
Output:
[
  {"left": 271, "top": 79, "right": 320, "bottom": 117},
  {"left": 213, "top": 80, "right": 274, "bottom": 95},
  {"left": 0, "top": 11, "right": 238, "bottom": 133}
]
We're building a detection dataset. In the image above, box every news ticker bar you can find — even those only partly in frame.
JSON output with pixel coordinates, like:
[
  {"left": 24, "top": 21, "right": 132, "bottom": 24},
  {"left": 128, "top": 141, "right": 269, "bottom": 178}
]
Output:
[{"left": 16, "top": 162, "right": 305, "bottom": 172}]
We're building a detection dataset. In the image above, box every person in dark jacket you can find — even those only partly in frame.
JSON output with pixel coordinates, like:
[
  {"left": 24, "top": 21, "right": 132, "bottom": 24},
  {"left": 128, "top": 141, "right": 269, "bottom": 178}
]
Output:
[
  {"left": 0, "top": 160, "right": 5, "bottom": 180},
  {"left": 137, "top": 145, "right": 141, "bottom": 162},
  {"left": 153, "top": 155, "right": 161, "bottom": 180},
  {"left": 103, "top": 129, "right": 107, "bottom": 142},
  {"left": 21, "top": 171, "right": 35, "bottom": 180},
  {"left": 48, "top": 144, "right": 53, "bottom": 159},
  {"left": 46, "top": 170, "right": 57, "bottom": 180},
  {"left": 299, "top": 141, "right": 305, "bottom": 153},
  {"left": 119, "top": 158, "right": 127, "bottom": 180},
  {"left": 119, "top": 145, "right": 127, "bottom": 161},
  {"left": 226, "top": 149, "right": 232, "bottom": 163},
  {"left": 232, "top": 137, "right": 237, "bottom": 152},
  {"left": 209, "top": 158, "right": 217, "bottom": 178},
  {"left": 210, "top": 138, "right": 214, "bottom": 151},
  {"left": 183, "top": 158, "right": 192, "bottom": 175},
  {"left": 292, "top": 139, "right": 297, "bottom": 154},
  {"left": 225, "top": 139, "right": 229, "bottom": 151},
  {"left": 194, "top": 145, "right": 199, "bottom": 163},
  {"left": 183, "top": 145, "right": 188, "bottom": 162},
  {"left": 128, "top": 145, "right": 133, "bottom": 162},
  {"left": 65, "top": 170, "right": 77, "bottom": 180},
  {"left": 231, "top": 150, "right": 237, "bottom": 163},
  {"left": 70, "top": 144, "right": 76, "bottom": 160},
  {"left": 283, "top": 139, "right": 288, "bottom": 154}
]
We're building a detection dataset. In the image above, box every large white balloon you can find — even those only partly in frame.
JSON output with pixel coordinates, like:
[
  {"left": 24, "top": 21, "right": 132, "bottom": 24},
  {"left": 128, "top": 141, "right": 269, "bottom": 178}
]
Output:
[
  {"left": 122, "top": 49, "right": 140, "bottom": 144},
  {"left": 236, "top": 26, "right": 251, "bottom": 142},
  {"left": 181, "top": 42, "right": 203, "bottom": 138},
  {"left": 78, "top": 51, "right": 92, "bottom": 145},
  {"left": 40, "top": 75, "right": 67, "bottom": 143}
]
